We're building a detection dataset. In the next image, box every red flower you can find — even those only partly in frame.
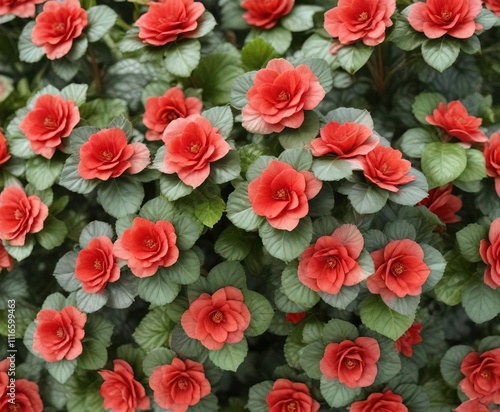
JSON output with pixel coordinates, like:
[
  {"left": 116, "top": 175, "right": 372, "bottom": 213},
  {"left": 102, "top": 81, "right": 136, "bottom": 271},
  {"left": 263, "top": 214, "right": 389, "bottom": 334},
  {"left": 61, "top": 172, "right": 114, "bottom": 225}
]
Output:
[
  {"left": 248, "top": 160, "right": 322, "bottom": 231},
  {"left": 160, "top": 115, "right": 230, "bottom": 188},
  {"left": 320, "top": 337, "right": 380, "bottom": 388},
  {"left": 298, "top": 224, "right": 366, "bottom": 294},
  {"left": 455, "top": 399, "right": 491, "bottom": 412},
  {"left": 394, "top": 322, "right": 423, "bottom": 357},
  {"left": 425, "top": 101, "right": 488, "bottom": 144},
  {"left": 0, "top": 131, "right": 10, "bottom": 166},
  {"left": 113, "top": 217, "right": 179, "bottom": 278},
  {"left": 350, "top": 390, "right": 409, "bottom": 412},
  {"left": 460, "top": 348, "right": 500, "bottom": 404},
  {"left": 285, "top": 312, "right": 307, "bottom": 324},
  {"left": 241, "top": 0, "right": 294, "bottom": 29},
  {"left": 32, "top": 306, "right": 86, "bottom": 362},
  {"left": 136, "top": 0, "right": 205, "bottom": 46},
  {"left": 485, "top": 0, "right": 500, "bottom": 15},
  {"left": 408, "top": 0, "right": 482, "bottom": 39},
  {"left": 362, "top": 146, "right": 415, "bottom": 192},
  {"left": 98, "top": 359, "right": 150, "bottom": 412},
  {"left": 367, "top": 239, "right": 431, "bottom": 302},
  {"left": 310, "top": 121, "right": 379, "bottom": 161},
  {"left": 78, "top": 128, "right": 150, "bottom": 181},
  {"left": 19, "top": 94, "right": 80, "bottom": 159},
  {"left": 143, "top": 87, "right": 202, "bottom": 141},
  {"left": 242, "top": 59, "right": 325, "bottom": 134},
  {"left": 0, "top": 244, "right": 14, "bottom": 272},
  {"left": 266, "top": 379, "right": 320, "bottom": 412},
  {"left": 324, "top": 0, "right": 396, "bottom": 46},
  {"left": 75, "top": 236, "right": 120, "bottom": 294},
  {"left": 484, "top": 132, "right": 500, "bottom": 197},
  {"left": 0, "top": 358, "right": 43, "bottom": 412},
  {"left": 418, "top": 183, "right": 462, "bottom": 224},
  {"left": 149, "top": 358, "right": 211, "bottom": 412},
  {"left": 181, "top": 286, "right": 251, "bottom": 350},
  {"left": 480, "top": 218, "right": 500, "bottom": 289},
  {"left": 0, "top": 186, "right": 49, "bottom": 247},
  {"left": 31, "top": 0, "right": 88, "bottom": 60},
  {"left": 0, "top": 0, "right": 45, "bottom": 18}
]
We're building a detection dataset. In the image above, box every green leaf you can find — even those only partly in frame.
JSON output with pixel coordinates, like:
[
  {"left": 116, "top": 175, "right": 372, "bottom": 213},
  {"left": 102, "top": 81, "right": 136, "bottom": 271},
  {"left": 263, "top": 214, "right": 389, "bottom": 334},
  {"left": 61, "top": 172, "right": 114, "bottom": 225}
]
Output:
[
  {"left": 475, "top": 8, "right": 499, "bottom": 31},
  {"left": 360, "top": 295, "right": 415, "bottom": 340},
  {"left": 281, "top": 5, "right": 323, "bottom": 32},
  {"left": 243, "top": 290, "right": 274, "bottom": 337},
  {"left": 421, "top": 243, "right": 447, "bottom": 291},
  {"left": 421, "top": 38, "right": 460, "bottom": 73},
  {"left": 364, "top": 329, "right": 401, "bottom": 385},
  {"left": 163, "top": 39, "right": 201, "bottom": 77},
  {"left": 79, "top": 99, "right": 128, "bottom": 129},
  {"left": 312, "top": 158, "right": 360, "bottom": 181},
  {"left": 97, "top": 177, "right": 144, "bottom": 219},
  {"left": 138, "top": 271, "right": 182, "bottom": 305},
  {"left": 206, "top": 261, "right": 247, "bottom": 292},
  {"left": 46, "top": 359, "right": 77, "bottom": 384},
  {"left": 209, "top": 150, "right": 241, "bottom": 185},
  {"left": 159, "top": 173, "right": 193, "bottom": 201},
  {"left": 52, "top": 58, "right": 80, "bottom": 81},
  {"left": 42, "top": 292, "right": 67, "bottom": 310},
  {"left": 186, "top": 11, "right": 217, "bottom": 38},
  {"left": 133, "top": 306, "right": 175, "bottom": 351},
  {"left": 209, "top": 339, "right": 248, "bottom": 372},
  {"left": 201, "top": 106, "right": 234, "bottom": 138},
  {"left": 278, "top": 148, "right": 313, "bottom": 171},
  {"left": 281, "top": 261, "right": 320, "bottom": 308},
  {"left": 79, "top": 221, "right": 114, "bottom": 249},
  {"left": 440, "top": 345, "right": 473, "bottom": 387},
  {"left": 119, "top": 27, "right": 146, "bottom": 53},
  {"left": 36, "top": 215, "right": 67, "bottom": 250},
  {"left": 78, "top": 338, "right": 107, "bottom": 370},
  {"left": 299, "top": 341, "right": 325, "bottom": 379},
  {"left": 170, "top": 324, "right": 205, "bottom": 358},
  {"left": 388, "top": 168, "right": 429, "bottom": 206},
  {"left": 18, "top": 22, "right": 44, "bottom": 63},
  {"left": 421, "top": 142, "right": 467, "bottom": 187},
  {"left": 161, "top": 249, "right": 200, "bottom": 285},
  {"left": 319, "top": 285, "right": 360, "bottom": 310},
  {"left": 171, "top": 213, "right": 203, "bottom": 251},
  {"left": 308, "top": 183, "right": 334, "bottom": 217},
  {"left": 456, "top": 223, "right": 488, "bottom": 263},
  {"left": 241, "top": 37, "right": 278, "bottom": 71},
  {"left": 247, "top": 381, "right": 274, "bottom": 412},
  {"left": 400, "top": 128, "right": 436, "bottom": 158},
  {"left": 412, "top": 92, "right": 446, "bottom": 125},
  {"left": 59, "top": 156, "right": 99, "bottom": 194},
  {"left": 337, "top": 43, "right": 373, "bottom": 74},
  {"left": 284, "top": 327, "right": 305, "bottom": 369},
  {"left": 226, "top": 182, "right": 264, "bottom": 231},
  {"left": 247, "top": 26, "right": 292, "bottom": 55},
  {"left": 214, "top": 225, "right": 254, "bottom": 261},
  {"left": 230, "top": 71, "right": 256, "bottom": 110},
  {"left": 75, "top": 289, "right": 107, "bottom": 313},
  {"left": 3, "top": 237, "right": 34, "bottom": 261},
  {"left": 84, "top": 314, "right": 113, "bottom": 347},
  {"left": 61, "top": 84, "right": 88, "bottom": 106},
  {"left": 462, "top": 280, "right": 500, "bottom": 323},
  {"left": 140, "top": 196, "right": 176, "bottom": 222},
  {"left": 434, "top": 251, "right": 473, "bottom": 306},
  {"left": 259, "top": 218, "right": 313, "bottom": 262},
  {"left": 457, "top": 148, "right": 486, "bottom": 182},
  {"left": 26, "top": 155, "right": 65, "bottom": 191},
  {"left": 278, "top": 110, "right": 320, "bottom": 149},
  {"left": 390, "top": 18, "right": 425, "bottom": 51},
  {"left": 320, "top": 376, "right": 361, "bottom": 408},
  {"left": 322, "top": 319, "right": 358, "bottom": 343},
  {"left": 86, "top": 5, "right": 117, "bottom": 42},
  {"left": 246, "top": 156, "right": 275, "bottom": 182},
  {"left": 106, "top": 272, "right": 138, "bottom": 309},
  {"left": 0, "top": 271, "right": 28, "bottom": 309},
  {"left": 142, "top": 347, "right": 176, "bottom": 377},
  {"left": 194, "top": 194, "right": 225, "bottom": 228},
  {"left": 345, "top": 182, "right": 389, "bottom": 214}
]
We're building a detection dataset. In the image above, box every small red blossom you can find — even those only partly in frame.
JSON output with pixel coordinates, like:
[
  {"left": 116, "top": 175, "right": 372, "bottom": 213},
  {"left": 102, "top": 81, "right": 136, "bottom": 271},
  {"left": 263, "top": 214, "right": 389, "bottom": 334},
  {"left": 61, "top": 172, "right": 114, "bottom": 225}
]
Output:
[
  {"left": 0, "top": 244, "right": 14, "bottom": 272},
  {"left": 248, "top": 160, "right": 322, "bottom": 231},
  {"left": 484, "top": 132, "right": 500, "bottom": 197},
  {"left": 113, "top": 217, "right": 179, "bottom": 278},
  {"left": 242, "top": 59, "right": 325, "bottom": 134},
  {"left": 0, "top": 0, "right": 45, "bottom": 18},
  {"left": 19, "top": 94, "right": 80, "bottom": 159},
  {"left": 160, "top": 115, "right": 230, "bottom": 188},
  {"left": 362, "top": 146, "right": 415, "bottom": 192},
  {"left": 143, "top": 87, "right": 202, "bottom": 141},
  {"left": 320, "top": 337, "right": 380, "bottom": 388},
  {"left": 324, "top": 0, "right": 396, "bottom": 46},
  {"left": 31, "top": 0, "right": 88, "bottom": 60},
  {"left": 75, "top": 236, "right": 120, "bottom": 294},
  {"left": 408, "top": 0, "right": 483, "bottom": 39},
  {"left": 367, "top": 239, "right": 431, "bottom": 302},
  {"left": 350, "top": 390, "right": 409, "bottom": 412},
  {"left": 0, "top": 358, "right": 43, "bottom": 412},
  {"left": 78, "top": 128, "right": 150, "bottom": 181},
  {"left": 484, "top": 0, "right": 500, "bottom": 15},
  {"left": 460, "top": 348, "right": 500, "bottom": 404},
  {"left": 149, "top": 358, "right": 211, "bottom": 412},
  {"left": 455, "top": 399, "right": 491, "bottom": 412},
  {"left": 298, "top": 224, "right": 366, "bottom": 294},
  {"left": 181, "top": 286, "right": 251, "bottom": 350},
  {"left": 480, "top": 218, "right": 500, "bottom": 289},
  {"left": 394, "top": 322, "right": 423, "bottom": 357},
  {"left": 418, "top": 183, "right": 462, "bottom": 224},
  {"left": 0, "top": 186, "right": 49, "bottom": 247},
  {"left": 0, "top": 131, "right": 10, "bottom": 166},
  {"left": 98, "top": 359, "right": 150, "bottom": 412},
  {"left": 266, "top": 379, "right": 320, "bottom": 412},
  {"left": 32, "top": 306, "right": 86, "bottom": 362},
  {"left": 241, "top": 0, "right": 294, "bottom": 29},
  {"left": 285, "top": 312, "right": 307, "bottom": 324},
  {"left": 136, "top": 0, "right": 205, "bottom": 46},
  {"left": 425, "top": 101, "right": 488, "bottom": 144}
]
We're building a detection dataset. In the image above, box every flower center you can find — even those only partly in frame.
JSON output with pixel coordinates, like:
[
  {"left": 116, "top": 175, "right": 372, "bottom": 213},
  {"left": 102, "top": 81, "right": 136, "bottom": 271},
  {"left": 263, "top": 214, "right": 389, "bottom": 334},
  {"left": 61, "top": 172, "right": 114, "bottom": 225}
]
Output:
[
  {"left": 273, "top": 188, "right": 289, "bottom": 200},
  {"left": 52, "top": 22, "right": 66, "bottom": 32},
  {"left": 211, "top": 310, "right": 224, "bottom": 324},
  {"left": 278, "top": 91, "right": 290, "bottom": 101},
  {"left": 358, "top": 11, "right": 369, "bottom": 21},
  {"left": 8, "top": 404, "right": 20, "bottom": 412},
  {"left": 14, "top": 209, "right": 22, "bottom": 220},
  {"left": 391, "top": 262, "right": 406, "bottom": 276},
  {"left": 344, "top": 358, "right": 358, "bottom": 369},
  {"left": 56, "top": 327, "right": 64, "bottom": 339},
  {"left": 163, "top": 111, "right": 179, "bottom": 122},
  {"left": 286, "top": 401, "right": 298, "bottom": 412},
  {"left": 99, "top": 150, "right": 113, "bottom": 161},
  {"left": 380, "top": 162, "right": 390, "bottom": 173},
  {"left": 440, "top": 9, "right": 452, "bottom": 21},
  {"left": 457, "top": 117, "right": 465, "bottom": 124},
  {"left": 190, "top": 143, "right": 201, "bottom": 153},
  {"left": 144, "top": 239, "right": 157, "bottom": 249},
  {"left": 326, "top": 256, "right": 338, "bottom": 268},
  {"left": 43, "top": 116, "right": 58, "bottom": 129},
  {"left": 94, "top": 259, "right": 102, "bottom": 270},
  {"left": 481, "top": 369, "right": 492, "bottom": 380},
  {"left": 177, "top": 378, "right": 189, "bottom": 390}
]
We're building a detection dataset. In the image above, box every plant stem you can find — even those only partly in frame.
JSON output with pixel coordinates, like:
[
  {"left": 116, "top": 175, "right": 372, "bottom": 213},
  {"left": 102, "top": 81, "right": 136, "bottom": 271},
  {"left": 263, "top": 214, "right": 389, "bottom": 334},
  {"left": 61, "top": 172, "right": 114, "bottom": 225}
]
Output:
[{"left": 88, "top": 48, "right": 103, "bottom": 95}]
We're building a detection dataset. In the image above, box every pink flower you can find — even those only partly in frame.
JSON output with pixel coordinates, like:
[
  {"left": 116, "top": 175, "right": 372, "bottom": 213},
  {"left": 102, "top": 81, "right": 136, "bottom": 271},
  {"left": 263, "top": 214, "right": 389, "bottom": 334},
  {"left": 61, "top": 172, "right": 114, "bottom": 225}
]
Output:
[
  {"left": 0, "top": 0, "right": 45, "bottom": 18},
  {"left": 248, "top": 160, "right": 322, "bottom": 231},
  {"left": 350, "top": 390, "right": 409, "bottom": 412},
  {"left": 98, "top": 359, "right": 150, "bottom": 412},
  {"left": 149, "top": 358, "right": 211, "bottom": 412},
  {"left": 480, "top": 218, "right": 500, "bottom": 289},
  {"left": 455, "top": 399, "right": 491, "bottom": 412},
  {"left": 324, "top": 0, "right": 396, "bottom": 46},
  {"left": 0, "top": 187, "right": 48, "bottom": 247},
  {"left": 0, "top": 131, "right": 10, "bottom": 166},
  {"left": 19, "top": 94, "right": 80, "bottom": 159},
  {"left": 241, "top": 0, "right": 294, "bottom": 29},
  {"left": 285, "top": 312, "right": 307, "bottom": 324},
  {"left": 418, "top": 183, "right": 462, "bottom": 224},
  {"left": 78, "top": 128, "right": 150, "bottom": 181},
  {"left": 160, "top": 115, "right": 230, "bottom": 188},
  {"left": 367, "top": 239, "right": 431, "bottom": 302},
  {"left": 0, "top": 359, "right": 43, "bottom": 412},
  {"left": 266, "top": 379, "right": 320, "bottom": 412},
  {"left": 0, "top": 244, "right": 14, "bottom": 272},
  {"left": 320, "top": 337, "right": 380, "bottom": 388},
  {"left": 181, "top": 286, "right": 251, "bottom": 350},
  {"left": 113, "top": 217, "right": 179, "bottom": 278},
  {"left": 460, "top": 348, "right": 500, "bottom": 404},
  {"left": 484, "top": 0, "right": 500, "bottom": 15},
  {"left": 361, "top": 146, "right": 415, "bottom": 192},
  {"left": 298, "top": 224, "right": 366, "bottom": 294},
  {"left": 143, "top": 87, "right": 202, "bottom": 141},
  {"left": 484, "top": 132, "right": 500, "bottom": 197},
  {"left": 242, "top": 59, "right": 325, "bottom": 134},
  {"left": 425, "top": 101, "right": 488, "bottom": 143},
  {"left": 31, "top": 0, "right": 88, "bottom": 60},
  {"left": 408, "top": 0, "right": 483, "bottom": 39},
  {"left": 394, "top": 322, "right": 423, "bottom": 357},
  {"left": 136, "top": 0, "right": 205, "bottom": 46},
  {"left": 32, "top": 306, "right": 86, "bottom": 362}
]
